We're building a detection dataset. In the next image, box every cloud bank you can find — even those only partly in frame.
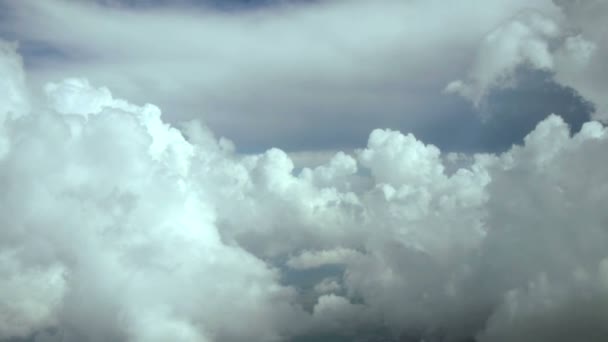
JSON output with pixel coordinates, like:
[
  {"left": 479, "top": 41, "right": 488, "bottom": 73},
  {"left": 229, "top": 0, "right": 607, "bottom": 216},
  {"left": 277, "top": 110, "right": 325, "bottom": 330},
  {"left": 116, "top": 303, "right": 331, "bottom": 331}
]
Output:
[
  {"left": 2, "top": 0, "right": 608, "bottom": 341},
  {"left": 3, "top": 0, "right": 591, "bottom": 154},
  {"left": 2, "top": 30, "right": 608, "bottom": 340}
]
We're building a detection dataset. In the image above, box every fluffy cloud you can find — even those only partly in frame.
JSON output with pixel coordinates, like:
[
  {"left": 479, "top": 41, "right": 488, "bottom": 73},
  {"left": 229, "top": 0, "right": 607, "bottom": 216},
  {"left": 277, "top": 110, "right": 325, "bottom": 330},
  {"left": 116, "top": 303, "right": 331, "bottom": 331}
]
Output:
[
  {"left": 287, "top": 248, "right": 362, "bottom": 270},
  {"left": 341, "top": 114, "right": 608, "bottom": 341},
  {"left": 2, "top": 4, "right": 608, "bottom": 338},
  {"left": 445, "top": 10, "right": 562, "bottom": 105},
  {"left": 448, "top": 0, "right": 608, "bottom": 121},
  {"left": 0, "top": 44, "right": 306, "bottom": 342}
]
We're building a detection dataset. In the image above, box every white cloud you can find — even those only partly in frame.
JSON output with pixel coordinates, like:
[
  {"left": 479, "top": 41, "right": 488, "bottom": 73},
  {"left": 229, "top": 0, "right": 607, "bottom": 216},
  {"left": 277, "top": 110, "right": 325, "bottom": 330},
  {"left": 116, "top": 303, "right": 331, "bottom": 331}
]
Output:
[
  {"left": 341, "top": 114, "right": 608, "bottom": 340},
  {"left": 448, "top": 0, "right": 608, "bottom": 121},
  {"left": 310, "top": 294, "right": 376, "bottom": 333},
  {"left": 2, "top": 2, "right": 608, "bottom": 338},
  {"left": 0, "top": 43, "right": 307, "bottom": 342},
  {"left": 313, "top": 278, "right": 342, "bottom": 295},
  {"left": 44, "top": 78, "right": 113, "bottom": 118},
  {"left": 478, "top": 268, "right": 608, "bottom": 342},
  {"left": 287, "top": 248, "right": 362, "bottom": 270},
  {"left": 445, "top": 9, "right": 562, "bottom": 105}
]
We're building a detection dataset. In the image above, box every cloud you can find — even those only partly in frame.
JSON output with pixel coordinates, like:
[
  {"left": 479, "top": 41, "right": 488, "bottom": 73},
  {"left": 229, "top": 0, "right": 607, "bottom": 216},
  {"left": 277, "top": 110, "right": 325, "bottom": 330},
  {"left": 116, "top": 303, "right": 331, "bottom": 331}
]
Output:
[
  {"left": 448, "top": 0, "right": 608, "bottom": 121},
  {"left": 471, "top": 66, "right": 593, "bottom": 151},
  {"left": 0, "top": 40, "right": 28, "bottom": 158},
  {"left": 287, "top": 248, "right": 362, "bottom": 270},
  {"left": 0, "top": 0, "right": 562, "bottom": 153},
  {"left": 0, "top": 44, "right": 307, "bottom": 342},
  {"left": 338, "top": 113, "right": 608, "bottom": 341},
  {"left": 313, "top": 278, "right": 341, "bottom": 295},
  {"left": 478, "top": 270, "right": 608, "bottom": 342},
  {"left": 445, "top": 9, "right": 562, "bottom": 105},
  {"left": 2, "top": 2, "right": 608, "bottom": 340},
  {"left": 551, "top": 0, "right": 608, "bottom": 120}
]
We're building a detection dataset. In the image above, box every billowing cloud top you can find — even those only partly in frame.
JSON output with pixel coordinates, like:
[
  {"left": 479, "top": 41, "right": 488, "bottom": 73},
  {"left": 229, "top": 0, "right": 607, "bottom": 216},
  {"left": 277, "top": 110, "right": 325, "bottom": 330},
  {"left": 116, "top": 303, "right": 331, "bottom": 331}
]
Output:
[{"left": 1, "top": 1, "right": 608, "bottom": 342}]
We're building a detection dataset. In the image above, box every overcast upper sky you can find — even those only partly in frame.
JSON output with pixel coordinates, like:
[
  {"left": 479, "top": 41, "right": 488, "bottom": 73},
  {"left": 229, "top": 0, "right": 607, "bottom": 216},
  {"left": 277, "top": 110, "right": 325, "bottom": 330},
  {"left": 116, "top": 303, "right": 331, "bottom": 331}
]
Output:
[
  {"left": 1, "top": 1, "right": 608, "bottom": 342},
  {"left": 0, "top": 0, "right": 600, "bottom": 157}
]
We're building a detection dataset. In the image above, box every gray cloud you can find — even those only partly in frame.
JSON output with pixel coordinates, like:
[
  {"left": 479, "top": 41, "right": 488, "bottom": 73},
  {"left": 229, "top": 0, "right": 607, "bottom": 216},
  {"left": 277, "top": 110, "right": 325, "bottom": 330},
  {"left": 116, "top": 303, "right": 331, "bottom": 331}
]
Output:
[{"left": 0, "top": 0, "right": 568, "bottom": 155}]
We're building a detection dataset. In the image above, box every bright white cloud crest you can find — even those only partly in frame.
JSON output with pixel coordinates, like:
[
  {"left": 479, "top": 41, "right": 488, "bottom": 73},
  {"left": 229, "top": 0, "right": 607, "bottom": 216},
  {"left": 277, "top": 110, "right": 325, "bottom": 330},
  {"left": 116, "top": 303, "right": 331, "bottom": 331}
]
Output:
[
  {"left": 1, "top": 1, "right": 608, "bottom": 341},
  {"left": 448, "top": 0, "right": 608, "bottom": 121}
]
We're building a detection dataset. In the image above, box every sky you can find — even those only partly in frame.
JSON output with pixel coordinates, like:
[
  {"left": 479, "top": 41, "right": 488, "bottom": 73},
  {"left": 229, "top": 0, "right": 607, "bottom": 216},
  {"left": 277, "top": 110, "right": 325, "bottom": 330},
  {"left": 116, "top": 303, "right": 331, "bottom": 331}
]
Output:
[{"left": 1, "top": 0, "right": 608, "bottom": 341}]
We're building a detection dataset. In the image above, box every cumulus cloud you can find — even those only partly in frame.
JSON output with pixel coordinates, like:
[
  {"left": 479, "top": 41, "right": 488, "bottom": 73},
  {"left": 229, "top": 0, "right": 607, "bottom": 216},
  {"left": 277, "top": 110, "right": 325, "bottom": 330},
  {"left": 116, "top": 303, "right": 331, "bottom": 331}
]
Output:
[
  {"left": 2, "top": 2, "right": 608, "bottom": 340},
  {"left": 287, "top": 248, "right": 362, "bottom": 270},
  {"left": 445, "top": 9, "right": 562, "bottom": 105},
  {"left": 0, "top": 43, "right": 307, "bottom": 342},
  {"left": 448, "top": 0, "right": 608, "bottom": 121},
  {"left": 313, "top": 278, "right": 342, "bottom": 295}
]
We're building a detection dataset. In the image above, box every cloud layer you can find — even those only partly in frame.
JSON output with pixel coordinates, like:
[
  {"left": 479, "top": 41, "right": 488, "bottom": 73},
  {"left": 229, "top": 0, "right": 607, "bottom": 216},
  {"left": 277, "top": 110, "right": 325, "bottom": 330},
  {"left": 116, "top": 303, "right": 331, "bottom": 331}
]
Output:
[
  {"left": 4, "top": 0, "right": 596, "bottom": 154},
  {"left": 2, "top": 24, "right": 608, "bottom": 340}
]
